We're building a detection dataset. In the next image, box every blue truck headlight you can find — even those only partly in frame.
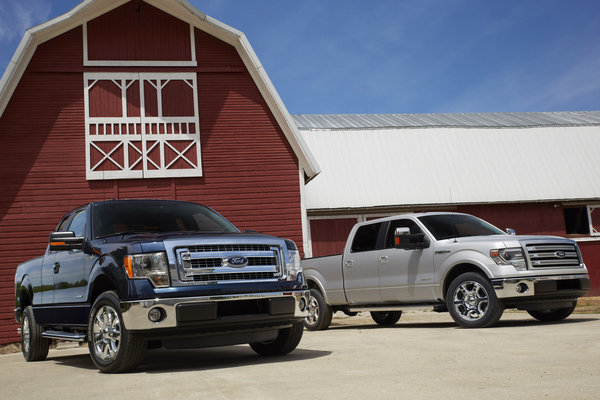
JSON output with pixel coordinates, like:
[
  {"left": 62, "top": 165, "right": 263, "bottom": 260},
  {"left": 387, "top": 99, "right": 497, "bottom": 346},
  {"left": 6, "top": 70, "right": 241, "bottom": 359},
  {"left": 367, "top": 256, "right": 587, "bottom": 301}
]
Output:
[
  {"left": 124, "top": 252, "right": 169, "bottom": 287},
  {"left": 284, "top": 239, "right": 302, "bottom": 280},
  {"left": 490, "top": 248, "right": 527, "bottom": 271}
]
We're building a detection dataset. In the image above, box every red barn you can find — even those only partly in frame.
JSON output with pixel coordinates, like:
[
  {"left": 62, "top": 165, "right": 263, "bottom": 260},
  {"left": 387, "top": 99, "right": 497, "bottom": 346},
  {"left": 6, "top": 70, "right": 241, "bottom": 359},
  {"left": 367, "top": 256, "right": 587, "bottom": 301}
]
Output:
[{"left": 0, "top": 0, "right": 319, "bottom": 344}]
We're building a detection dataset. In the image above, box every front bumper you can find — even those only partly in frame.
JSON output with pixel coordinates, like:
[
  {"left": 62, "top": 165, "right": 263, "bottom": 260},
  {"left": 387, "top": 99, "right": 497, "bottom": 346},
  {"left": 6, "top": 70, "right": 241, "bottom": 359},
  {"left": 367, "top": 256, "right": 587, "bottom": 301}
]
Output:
[
  {"left": 491, "top": 274, "right": 590, "bottom": 299},
  {"left": 120, "top": 290, "right": 310, "bottom": 331}
]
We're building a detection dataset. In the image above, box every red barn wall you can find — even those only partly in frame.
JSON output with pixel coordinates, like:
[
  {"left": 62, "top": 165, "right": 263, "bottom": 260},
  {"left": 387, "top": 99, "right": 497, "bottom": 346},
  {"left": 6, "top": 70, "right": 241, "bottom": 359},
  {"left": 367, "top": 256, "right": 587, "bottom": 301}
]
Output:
[{"left": 0, "top": 6, "right": 303, "bottom": 344}]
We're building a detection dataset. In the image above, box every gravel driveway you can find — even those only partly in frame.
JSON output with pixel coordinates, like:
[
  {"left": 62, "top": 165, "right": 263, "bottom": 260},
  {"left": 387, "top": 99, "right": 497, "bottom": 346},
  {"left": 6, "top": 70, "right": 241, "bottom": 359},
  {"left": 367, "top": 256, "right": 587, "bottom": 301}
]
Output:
[{"left": 2, "top": 310, "right": 599, "bottom": 399}]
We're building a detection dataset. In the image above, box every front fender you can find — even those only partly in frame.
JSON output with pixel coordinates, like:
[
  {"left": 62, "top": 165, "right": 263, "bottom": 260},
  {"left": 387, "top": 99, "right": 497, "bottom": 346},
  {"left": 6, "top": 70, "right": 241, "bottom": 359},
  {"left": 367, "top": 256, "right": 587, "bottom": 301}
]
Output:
[
  {"left": 437, "top": 249, "right": 496, "bottom": 298},
  {"left": 86, "top": 255, "right": 128, "bottom": 301}
]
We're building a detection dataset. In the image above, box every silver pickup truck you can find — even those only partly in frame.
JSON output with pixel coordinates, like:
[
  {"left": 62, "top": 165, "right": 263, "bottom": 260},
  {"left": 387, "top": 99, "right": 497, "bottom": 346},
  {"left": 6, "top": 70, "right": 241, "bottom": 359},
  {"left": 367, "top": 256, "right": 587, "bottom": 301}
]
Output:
[{"left": 303, "top": 212, "right": 590, "bottom": 329}]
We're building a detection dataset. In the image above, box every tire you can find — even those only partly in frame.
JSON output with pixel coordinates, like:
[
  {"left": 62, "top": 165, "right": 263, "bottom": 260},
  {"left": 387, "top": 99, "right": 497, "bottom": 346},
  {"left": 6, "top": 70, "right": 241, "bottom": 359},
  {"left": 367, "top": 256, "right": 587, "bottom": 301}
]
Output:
[
  {"left": 250, "top": 321, "right": 304, "bottom": 356},
  {"left": 446, "top": 272, "right": 504, "bottom": 328},
  {"left": 370, "top": 311, "right": 402, "bottom": 326},
  {"left": 527, "top": 301, "right": 577, "bottom": 322},
  {"left": 88, "top": 291, "right": 146, "bottom": 373},
  {"left": 21, "top": 306, "right": 50, "bottom": 361},
  {"left": 304, "top": 288, "right": 333, "bottom": 331},
  {"left": 343, "top": 311, "right": 359, "bottom": 317}
]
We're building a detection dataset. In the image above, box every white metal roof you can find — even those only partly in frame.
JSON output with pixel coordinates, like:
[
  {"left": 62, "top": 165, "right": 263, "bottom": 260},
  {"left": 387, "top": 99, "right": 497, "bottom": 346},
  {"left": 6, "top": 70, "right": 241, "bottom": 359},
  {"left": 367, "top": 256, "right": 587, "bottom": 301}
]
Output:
[
  {"left": 299, "top": 115, "right": 600, "bottom": 211},
  {"left": 294, "top": 111, "right": 600, "bottom": 130},
  {"left": 0, "top": 0, "right": 320, "bottom": 178}
]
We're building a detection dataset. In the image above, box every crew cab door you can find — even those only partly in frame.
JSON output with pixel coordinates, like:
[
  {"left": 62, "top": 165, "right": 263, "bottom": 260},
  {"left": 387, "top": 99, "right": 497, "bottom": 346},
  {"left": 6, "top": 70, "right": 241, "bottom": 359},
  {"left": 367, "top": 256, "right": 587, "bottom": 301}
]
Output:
[
  {"left": 343, "top": 222, "right": 384, "bottom": 304},
  {"left": 377, "top": 219, "right": 435, "bottom": 302},
  {"left": 52, "top": 208, "right": 89, "bottom": 304}
]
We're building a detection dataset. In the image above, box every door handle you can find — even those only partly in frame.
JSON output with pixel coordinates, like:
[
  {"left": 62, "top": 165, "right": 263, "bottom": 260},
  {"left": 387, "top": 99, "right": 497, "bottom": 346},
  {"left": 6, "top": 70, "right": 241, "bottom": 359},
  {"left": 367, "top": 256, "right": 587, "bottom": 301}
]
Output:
[
  {"left": 53, "top": 262, "right": 60, "bottom": 274},
  {"left": 344, "top": 260, "right": 353, "bottom": 268},
  {"left": 379, "top": 256, "right": 389, "bottom": 264}
]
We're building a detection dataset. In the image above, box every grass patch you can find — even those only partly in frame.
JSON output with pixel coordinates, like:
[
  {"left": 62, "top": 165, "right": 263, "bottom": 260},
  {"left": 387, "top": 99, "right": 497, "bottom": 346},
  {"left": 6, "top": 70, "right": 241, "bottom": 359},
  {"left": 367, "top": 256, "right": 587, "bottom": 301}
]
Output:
[{"left": 575, "top": 296, "right": 600, "bottom": 314}]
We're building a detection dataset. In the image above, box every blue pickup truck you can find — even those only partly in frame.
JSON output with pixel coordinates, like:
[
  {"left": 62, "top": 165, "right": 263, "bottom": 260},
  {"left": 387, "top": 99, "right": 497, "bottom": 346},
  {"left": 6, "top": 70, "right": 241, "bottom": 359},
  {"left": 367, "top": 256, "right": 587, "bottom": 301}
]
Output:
[{"left": 14, "top": 199, "right": 309, "bottom": 372}]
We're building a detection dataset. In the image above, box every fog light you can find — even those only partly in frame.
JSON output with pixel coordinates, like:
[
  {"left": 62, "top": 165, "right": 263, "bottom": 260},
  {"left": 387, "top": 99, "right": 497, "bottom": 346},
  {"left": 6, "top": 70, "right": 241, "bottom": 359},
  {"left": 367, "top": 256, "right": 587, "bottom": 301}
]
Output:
[
  {"left": 148, "top": 307, "right": 165, "bottom": 322},
  {"left": 299, "top": 298, "right": 306, "bottom": 312},
  {"left": 516, "top": 283, "right": 529, "bottom": 294}
]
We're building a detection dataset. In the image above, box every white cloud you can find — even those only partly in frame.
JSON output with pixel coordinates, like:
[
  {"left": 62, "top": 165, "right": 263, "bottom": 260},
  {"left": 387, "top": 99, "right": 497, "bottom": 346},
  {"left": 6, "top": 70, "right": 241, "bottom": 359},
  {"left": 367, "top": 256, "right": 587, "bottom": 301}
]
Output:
[{"left": 0, "top": 0, "right": 52, "bottom": 41}]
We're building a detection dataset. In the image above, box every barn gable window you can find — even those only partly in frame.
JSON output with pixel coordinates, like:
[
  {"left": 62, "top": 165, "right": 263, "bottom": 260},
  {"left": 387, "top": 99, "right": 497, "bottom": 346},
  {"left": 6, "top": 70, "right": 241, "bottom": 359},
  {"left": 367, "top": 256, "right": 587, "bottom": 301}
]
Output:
[{"left": 84, "top": 72, "right": 202, "bottom": 180}]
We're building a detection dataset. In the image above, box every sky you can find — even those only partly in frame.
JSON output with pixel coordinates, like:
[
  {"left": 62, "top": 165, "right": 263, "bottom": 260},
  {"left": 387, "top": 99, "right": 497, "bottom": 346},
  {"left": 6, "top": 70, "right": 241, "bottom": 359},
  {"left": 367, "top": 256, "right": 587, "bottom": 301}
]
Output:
[{"left": 0, "top": 0, "right": 599, "bottom": 115}]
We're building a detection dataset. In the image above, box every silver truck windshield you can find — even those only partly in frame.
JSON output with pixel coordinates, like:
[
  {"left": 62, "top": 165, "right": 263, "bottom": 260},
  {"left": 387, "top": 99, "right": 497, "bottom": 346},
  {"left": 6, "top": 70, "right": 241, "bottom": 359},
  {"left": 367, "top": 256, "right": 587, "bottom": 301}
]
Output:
[
  {"left": 418, "top": 214, "right": 504, "bottom": 240},
  {"left": 92, "top": 200, "right": 239, "bottom": 238}
]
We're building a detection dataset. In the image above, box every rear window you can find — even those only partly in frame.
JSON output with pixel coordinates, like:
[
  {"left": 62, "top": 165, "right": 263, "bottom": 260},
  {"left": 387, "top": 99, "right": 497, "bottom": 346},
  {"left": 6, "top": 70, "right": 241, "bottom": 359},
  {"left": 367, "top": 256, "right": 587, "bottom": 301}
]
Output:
[
  {"left": 92, "top": 201, "right": 239, "bottom": 238},
  {"left": 351, "top": 223, "right": 382, "bottom": 252}
]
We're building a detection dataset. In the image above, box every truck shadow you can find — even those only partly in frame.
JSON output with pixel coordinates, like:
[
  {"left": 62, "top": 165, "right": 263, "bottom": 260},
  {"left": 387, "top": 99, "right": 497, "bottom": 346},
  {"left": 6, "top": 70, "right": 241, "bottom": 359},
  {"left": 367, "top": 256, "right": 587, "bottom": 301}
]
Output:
[
  {"left": 327, "top": 315, "right": 598, "bottom": 330},
  {"left": 51, "top": 346, "right": 331, "bottom": 373}
]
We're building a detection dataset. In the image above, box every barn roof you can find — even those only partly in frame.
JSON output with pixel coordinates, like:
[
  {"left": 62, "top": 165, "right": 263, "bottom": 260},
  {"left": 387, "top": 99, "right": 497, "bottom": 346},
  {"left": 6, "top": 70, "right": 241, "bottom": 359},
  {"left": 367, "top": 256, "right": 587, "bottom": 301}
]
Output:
[
  {"left": 0, "top": 0, "right": 319, "bottom": 179},
  {"left": 297, "top": 112, "right": 600, "bottom": 212},
  {"left": 294, "top": 111, "right": 600, "bottom": 130}
]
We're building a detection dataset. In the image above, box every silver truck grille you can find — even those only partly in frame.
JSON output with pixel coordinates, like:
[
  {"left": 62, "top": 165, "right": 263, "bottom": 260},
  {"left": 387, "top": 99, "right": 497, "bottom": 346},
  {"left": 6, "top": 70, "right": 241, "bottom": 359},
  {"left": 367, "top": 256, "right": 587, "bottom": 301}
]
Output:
[
  {"left": 525, "top": 243, "right": 581, "bottom": 268},
  {"left": 175, "top": 244, "right": 282, "bottom": 284}
]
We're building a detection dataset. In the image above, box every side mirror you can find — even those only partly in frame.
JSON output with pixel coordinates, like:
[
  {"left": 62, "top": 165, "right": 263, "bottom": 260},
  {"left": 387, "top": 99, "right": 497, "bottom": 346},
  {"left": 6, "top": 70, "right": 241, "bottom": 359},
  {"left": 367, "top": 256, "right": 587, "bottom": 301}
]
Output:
[
  {"left": 506, "top": 228, "right": 516, "bottom": 235},
  {"left": 394, "top": 228, "right": 429, "bottom": 249},
  {"left": 49, "top": 231, "right": 84, "bottom": 251}
]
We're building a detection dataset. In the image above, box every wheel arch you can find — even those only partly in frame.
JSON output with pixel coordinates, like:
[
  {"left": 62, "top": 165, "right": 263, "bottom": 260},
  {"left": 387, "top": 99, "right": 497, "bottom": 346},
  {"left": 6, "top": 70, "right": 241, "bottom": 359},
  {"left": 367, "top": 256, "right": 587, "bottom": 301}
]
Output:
[
  {"left": 442, "top": 263, "right": 490, "bottom": 301},
  {"left": 88, "top": 274, "right": 118, "bottom": 306},
  {"left": 305, "top": 275, "right": 327, "bottom": 301}
]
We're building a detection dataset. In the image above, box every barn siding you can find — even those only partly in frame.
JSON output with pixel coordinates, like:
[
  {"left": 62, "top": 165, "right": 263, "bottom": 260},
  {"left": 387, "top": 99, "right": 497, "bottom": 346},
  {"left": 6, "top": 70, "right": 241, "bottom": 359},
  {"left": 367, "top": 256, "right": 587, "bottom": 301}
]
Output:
[
  {"left": 87, "top": 2, "right": 192, "bottom": 62},
  {"left": 0, "top": 10, "right": 302, "bottom": 344}
]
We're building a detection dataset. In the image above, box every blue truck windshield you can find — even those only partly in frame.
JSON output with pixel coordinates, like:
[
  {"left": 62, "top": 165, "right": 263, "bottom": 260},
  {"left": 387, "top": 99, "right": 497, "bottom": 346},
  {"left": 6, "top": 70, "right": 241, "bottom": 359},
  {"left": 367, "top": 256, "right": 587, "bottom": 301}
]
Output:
[{"left": 92, "top": 201, "right": 239, "bottom": 238}]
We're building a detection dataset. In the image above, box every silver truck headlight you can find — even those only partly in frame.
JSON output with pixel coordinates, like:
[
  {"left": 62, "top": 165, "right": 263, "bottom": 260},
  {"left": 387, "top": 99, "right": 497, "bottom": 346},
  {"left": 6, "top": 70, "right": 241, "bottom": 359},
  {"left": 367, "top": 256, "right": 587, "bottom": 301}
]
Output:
[
  {"left": 490, "top": 248, "right": 527, "bottom": 271},
  {"left": 284, "top": 239, "right": 302, "bottom": 280},
  {"left": 124, "top": 252, "right": 169, "bottom": 287}
]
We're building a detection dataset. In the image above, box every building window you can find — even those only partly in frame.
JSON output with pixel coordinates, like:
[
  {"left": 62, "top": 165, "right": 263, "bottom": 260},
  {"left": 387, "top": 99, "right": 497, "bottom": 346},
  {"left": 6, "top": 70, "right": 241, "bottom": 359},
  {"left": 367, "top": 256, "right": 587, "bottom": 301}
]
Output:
[
  {"left": 564, "top": 205, "right": 600, "bottom": 236},
  {"left": 84, "top": 72, "right": 201, "bottom": 180}
]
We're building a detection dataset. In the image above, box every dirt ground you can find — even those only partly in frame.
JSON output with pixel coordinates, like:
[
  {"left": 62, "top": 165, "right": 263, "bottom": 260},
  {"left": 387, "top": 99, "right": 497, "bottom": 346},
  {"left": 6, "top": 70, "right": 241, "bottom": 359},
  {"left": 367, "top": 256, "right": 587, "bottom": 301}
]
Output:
[{"left": 1, "top": 310, "right": 599, "bottom": 400}]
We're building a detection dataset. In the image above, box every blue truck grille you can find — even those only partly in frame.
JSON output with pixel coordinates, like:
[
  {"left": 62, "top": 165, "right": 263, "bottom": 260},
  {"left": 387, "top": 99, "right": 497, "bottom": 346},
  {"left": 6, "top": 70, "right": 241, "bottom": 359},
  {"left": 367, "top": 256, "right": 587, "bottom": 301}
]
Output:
[{"left": 176, "top": 244, "right": 282, "bottom": 284}]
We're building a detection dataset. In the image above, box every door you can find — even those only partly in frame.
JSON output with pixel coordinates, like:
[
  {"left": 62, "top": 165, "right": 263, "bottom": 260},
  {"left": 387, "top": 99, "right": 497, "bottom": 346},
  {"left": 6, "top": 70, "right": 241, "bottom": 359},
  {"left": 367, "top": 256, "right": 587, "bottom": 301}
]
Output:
[
  {"left": 343, "top": 223, "right": 384, "bottom": 304},
  {"left": 378, "top": 219, "right": 435, "bottom": 302},
  {"left": 53, "top": 209, "right": 88, "bottom": 304}
]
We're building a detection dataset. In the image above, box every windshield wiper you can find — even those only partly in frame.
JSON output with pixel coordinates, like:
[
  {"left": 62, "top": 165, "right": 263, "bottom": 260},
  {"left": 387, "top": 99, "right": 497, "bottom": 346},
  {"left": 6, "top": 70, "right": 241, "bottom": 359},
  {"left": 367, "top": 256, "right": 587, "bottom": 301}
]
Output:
[{"left": 95, "top": 231, "right": 151, "bottom": 239}]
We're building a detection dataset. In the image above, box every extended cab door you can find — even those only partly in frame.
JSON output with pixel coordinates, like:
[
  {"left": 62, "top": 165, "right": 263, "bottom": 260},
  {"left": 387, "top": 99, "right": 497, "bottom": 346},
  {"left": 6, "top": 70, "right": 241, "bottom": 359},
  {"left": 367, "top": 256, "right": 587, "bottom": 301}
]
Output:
[
  {"left": 343, "top": 222, "right": 384, "bottom": 304},
  {"left": 377, "top": 218, "right": 435, "bottom": 302}
]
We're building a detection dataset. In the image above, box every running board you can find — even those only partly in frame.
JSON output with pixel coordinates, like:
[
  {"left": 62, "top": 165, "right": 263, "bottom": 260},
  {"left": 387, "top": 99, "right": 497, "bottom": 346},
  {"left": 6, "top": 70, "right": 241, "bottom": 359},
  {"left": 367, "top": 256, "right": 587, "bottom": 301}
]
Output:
[
  {"left": 41, "top": 330, "right": 86, "bottom": 342},
  {"left": 347, "top": 304, "right": 439, "bottom": 312}
]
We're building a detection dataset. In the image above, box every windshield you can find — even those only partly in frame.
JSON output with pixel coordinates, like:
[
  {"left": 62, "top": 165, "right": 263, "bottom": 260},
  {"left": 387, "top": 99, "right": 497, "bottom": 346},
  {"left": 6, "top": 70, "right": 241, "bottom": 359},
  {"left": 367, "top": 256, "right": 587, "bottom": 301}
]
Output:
[
  {"left": 92, "top": 201, "right": 239, "bottom": 238},
  {"left": 417, "top": 214, "right": 504, "bottom": 240}
]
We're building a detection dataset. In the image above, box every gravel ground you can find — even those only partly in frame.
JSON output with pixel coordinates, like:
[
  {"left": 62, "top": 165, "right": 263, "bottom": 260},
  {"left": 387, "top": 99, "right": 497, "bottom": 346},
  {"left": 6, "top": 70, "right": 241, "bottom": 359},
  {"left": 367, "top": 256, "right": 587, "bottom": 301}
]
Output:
[{"left": 1, "top": 310, "right": 599, "bottom": 399}]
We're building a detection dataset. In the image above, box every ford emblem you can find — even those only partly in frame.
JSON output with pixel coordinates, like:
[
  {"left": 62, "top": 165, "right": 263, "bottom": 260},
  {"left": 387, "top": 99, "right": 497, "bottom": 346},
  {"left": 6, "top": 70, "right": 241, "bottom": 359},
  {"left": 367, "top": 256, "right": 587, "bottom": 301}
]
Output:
[
  {"left": 554, "top": 251, "right": 566, "bottom": 258},
  {"left": 225, "top": 256, "right": 248, "bottom": 268}
]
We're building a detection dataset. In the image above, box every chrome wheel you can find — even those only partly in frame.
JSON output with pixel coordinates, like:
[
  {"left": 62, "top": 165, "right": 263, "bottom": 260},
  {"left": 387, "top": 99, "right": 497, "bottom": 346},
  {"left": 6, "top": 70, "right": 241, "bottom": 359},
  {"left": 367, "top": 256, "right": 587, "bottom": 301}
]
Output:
[
  {"left": 92, "top": 305, "right": 121, "bottom": 361},
  {"left": 306, "top": 295, "right": 320, "bottom": 326},
  {"left": 453, "top": 280, "right": 489, "bottom": 321},
  {"left": 22, "top": 314, "right": 31, "bottom": 354}
]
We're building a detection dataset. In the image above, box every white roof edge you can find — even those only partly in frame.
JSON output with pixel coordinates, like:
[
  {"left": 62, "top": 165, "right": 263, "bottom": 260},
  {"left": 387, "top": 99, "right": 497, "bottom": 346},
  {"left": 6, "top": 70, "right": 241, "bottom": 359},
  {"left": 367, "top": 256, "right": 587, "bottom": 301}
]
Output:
[{"left": 0, "top": 0, "right": 320, "bottom": 179}]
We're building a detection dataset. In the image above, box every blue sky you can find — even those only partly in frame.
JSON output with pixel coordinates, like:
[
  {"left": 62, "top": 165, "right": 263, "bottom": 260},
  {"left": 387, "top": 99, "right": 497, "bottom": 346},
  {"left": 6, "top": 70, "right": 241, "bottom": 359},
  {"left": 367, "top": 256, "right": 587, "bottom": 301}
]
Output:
[{"left": 0, "top": 0, "right": 599, "bottom": 114}]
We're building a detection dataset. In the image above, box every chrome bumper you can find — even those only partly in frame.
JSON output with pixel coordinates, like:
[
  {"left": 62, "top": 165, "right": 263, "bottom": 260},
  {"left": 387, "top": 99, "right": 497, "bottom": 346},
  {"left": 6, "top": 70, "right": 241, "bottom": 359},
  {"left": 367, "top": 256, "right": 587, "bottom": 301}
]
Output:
[
  {"left": 491, "top": 274, "right": 590, "bottom": 299},
  {"left": 120, "top": 290, "right": 310, "bottom": 331}
]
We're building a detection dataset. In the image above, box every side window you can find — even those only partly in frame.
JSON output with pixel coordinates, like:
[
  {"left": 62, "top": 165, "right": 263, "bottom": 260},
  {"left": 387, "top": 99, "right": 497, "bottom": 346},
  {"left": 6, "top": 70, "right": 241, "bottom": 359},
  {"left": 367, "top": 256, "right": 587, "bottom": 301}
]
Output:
[
  {"left": 68, "top": 209, "right": 88, "bottom": 237},
  {"left": 351, "top": 223, "right": 382, "bottom": 253},
  {"left": 56, "top": 215, "right": 71, "bottom": 232},
  {"left": 385, "top": 219, "right": 423, "bottom": 248}
]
